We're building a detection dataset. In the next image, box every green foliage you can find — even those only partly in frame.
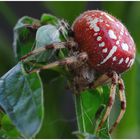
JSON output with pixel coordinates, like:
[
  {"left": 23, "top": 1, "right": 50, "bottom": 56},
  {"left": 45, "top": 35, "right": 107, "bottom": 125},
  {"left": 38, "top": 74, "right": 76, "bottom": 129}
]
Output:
[
  {"left": 74, "top": 87, "right": 110, "bottom": 139},
  {"left": 40, "top": 13, "right": 58, "bottom": 25},
  {"left": 0, "top": 63, "right": 43, "bottom": 138},
  {"left": 0, "top": 1, "right": 140, "bottom": 139},
  {"left": 0, "top": 115, "right": 20, "bottom": 138},
  {"left": 13, "top": 16, "right": 40, "bottom": 60}
]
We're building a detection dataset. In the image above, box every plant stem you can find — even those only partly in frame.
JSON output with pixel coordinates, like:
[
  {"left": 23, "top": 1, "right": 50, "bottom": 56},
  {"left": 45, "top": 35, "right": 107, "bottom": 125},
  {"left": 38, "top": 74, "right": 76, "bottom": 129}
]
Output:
[{"left": 74, "top": 93, "right": 86, "bottom": 132}]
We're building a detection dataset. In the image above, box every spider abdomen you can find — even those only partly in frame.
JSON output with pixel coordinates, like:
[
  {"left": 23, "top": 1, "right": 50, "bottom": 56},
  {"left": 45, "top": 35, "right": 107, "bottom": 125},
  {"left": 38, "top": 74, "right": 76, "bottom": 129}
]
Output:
[{"left": 72, "top": 10, "right": 136, "bottom": 74}]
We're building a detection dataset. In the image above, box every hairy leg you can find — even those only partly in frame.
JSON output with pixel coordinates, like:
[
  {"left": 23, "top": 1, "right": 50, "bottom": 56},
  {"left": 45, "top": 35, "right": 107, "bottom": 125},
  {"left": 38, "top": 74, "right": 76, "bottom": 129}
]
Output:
[
  {"left": 109, "top": 77, "right": 126, "bottom": 133},
  {"left": 20, "top": 41, "right": 77, "bottom": 61},
  {"left": 27, "top": 52, "right": 88, "bottom": 73},
  {"left": 89, "top": 73, "right": 111, "bottom": 89},
  {"left": 96, "top": 71, "right": 118, "bottom": 132}
]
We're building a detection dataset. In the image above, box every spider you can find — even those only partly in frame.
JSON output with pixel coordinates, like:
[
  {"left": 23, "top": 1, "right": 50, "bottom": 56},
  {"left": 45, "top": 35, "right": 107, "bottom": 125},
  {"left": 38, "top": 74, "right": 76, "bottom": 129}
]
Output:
[{"left": 20, "top": 10, "right": 136, "bottom": 134}]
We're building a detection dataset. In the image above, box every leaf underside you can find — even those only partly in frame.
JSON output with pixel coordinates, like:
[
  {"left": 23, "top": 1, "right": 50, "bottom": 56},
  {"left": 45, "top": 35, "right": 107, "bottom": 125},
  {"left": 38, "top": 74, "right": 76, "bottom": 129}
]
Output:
[{"left": 0, "top": 63, "right": 43, "bottom": 138}]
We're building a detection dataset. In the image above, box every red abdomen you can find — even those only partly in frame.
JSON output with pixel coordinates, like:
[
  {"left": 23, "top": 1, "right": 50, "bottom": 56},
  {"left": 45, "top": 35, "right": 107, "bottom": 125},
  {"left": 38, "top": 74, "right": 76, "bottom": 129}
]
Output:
[{"left": 72, "top": 10, "right": 136, "bottom": 74}]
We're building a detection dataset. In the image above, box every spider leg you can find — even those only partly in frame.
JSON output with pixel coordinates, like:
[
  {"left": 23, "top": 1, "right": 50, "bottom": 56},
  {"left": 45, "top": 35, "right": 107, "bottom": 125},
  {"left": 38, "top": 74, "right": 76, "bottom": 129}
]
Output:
[
  {"left": 20, "top": 42, "right": 65, "bottom": 61},
  {"left": 25, "top": 24, "right": 40, "bottom": 30},
  {"left": 96, "top": 71, "right": 118, "bottom": 132},
  {"left": 20, "top": 40, "right": 77, "bottom": 61},
  {"left": 89, "top": 73, "right": 111, "bottom": 89},
  {"left": 27, "top": 52, "right": 88, "bottom": 74},
  {"left": 109, "top": 77, "right": 126, "bottom": 133}
]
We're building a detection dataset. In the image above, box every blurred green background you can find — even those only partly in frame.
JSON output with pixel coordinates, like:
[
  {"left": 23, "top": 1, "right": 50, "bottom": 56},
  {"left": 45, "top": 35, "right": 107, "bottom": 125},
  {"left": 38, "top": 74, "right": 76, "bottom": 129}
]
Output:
[{"left": 0, "top": 1, "right": 140, "bottom": 139}]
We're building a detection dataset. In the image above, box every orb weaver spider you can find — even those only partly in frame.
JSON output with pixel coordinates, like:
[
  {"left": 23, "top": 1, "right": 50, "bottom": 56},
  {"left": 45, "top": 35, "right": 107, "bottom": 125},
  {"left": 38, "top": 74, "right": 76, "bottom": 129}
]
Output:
[{"left": 20, "top": 10, "right": 136, "bottom": 134}]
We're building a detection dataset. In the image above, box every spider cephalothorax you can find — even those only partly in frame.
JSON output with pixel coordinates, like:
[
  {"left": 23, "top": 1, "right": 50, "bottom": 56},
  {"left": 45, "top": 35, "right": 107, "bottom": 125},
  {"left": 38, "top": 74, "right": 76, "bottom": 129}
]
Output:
[{"left": 21, "top": 10, "right": 136, "bottom": 134}]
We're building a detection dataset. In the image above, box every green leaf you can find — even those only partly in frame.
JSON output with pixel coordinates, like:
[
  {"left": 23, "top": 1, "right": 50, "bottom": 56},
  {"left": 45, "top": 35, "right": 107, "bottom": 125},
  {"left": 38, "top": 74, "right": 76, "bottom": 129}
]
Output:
[
  {"left": 73, "top": 86, "right": 110, "bottom": 139},
  {"left": 35, "top": 24, "right": 61, "bottom": 48},
  {"left": 0, "top": 63, "right": 43, "bottom": 138},
  {"left": 13, "top": 16, "right": 40, "bottom": 60},
  {"left": 0, "top": 115, "right": 20, "bottom": 138},
  {"left": 40, "top": 13, "right": 58, "bottom": 25},
  {"left": 40, "top": 13, "right": 69, "bottom": 41},
  {"left": 23, "top": 16, "right": 69, "bottom": 71},
  {"left": 20, "top": 14, "right": 69, "bottom": 65}
]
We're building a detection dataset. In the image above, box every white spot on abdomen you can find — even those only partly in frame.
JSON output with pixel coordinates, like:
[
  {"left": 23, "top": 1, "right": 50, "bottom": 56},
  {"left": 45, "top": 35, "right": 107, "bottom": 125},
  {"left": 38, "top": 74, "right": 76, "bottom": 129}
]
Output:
[
  {"left": 99, "top": 42, "right": 105, "bottom": 47},
  {"left": 100, "top": 45, "right": 117, "bottom": 64},
  {"left": 127, "top": 58, "right": 135, "bottom": 67},
  {"left": 125, "top": 57, "right": 129, "bottom": 63},
  {"left": 122, "top": 43, "right": 129, "bottom": 51},
  {"left": 108, "top": 30, "right": 117, "bottom": 40},
  {"left": 88, "top": 17, "right": 100, "bottom": 32},
  {"left": 113, "top": 56, "right": 117, "bottom": 61},
  {"left": 119, "top": 58, "right": 124, "bottom": 64},
  {"left": 125, "top": 31, "right": 129, "bottom": 36},
  {"left": 129, "top": 59, "right": 135, "bottom": 67},
  {"left": 94, "top": 33, "right": 98, "bottom": 36},
  {"left": 106, "top": 24, "right": 110, "bottom": 27},
  {"left": 120, "top": 30, "right": 124, "bottom": 35},
  {"left": 102, "top": 48, "right": 108, "bottom": 53},
  {"left": 97, "top": 36, "right": 102, "bottom": 41},
  {"left": 116, "top": 40, "right": 120, "bottom": 45}
]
